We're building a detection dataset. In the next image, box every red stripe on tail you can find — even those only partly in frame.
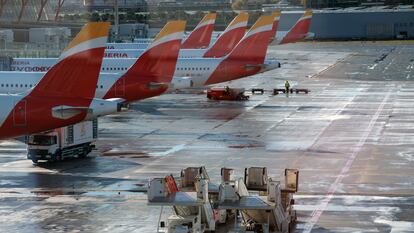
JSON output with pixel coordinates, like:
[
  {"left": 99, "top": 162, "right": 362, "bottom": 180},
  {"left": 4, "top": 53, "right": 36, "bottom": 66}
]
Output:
[
  {"left": 29, "top": 48, "right": 105, "bottom": 100},
  {"left": 205, "top": 17, "right": 273, "bottom": 85},
  {"left": 203, "top": 26, "right": 246, "bottom": 58},
  {"left": 279, "top": 13, "right": 312, "bottom": 45},
  {"left": 104, "top": 38, "right": 183, "bottom": 102},
  {"left": 0, "top": 48, "right": 105, "bottom": 139},
  {"left": 181, "top": 24, "right": 214, "bottom": 49}
]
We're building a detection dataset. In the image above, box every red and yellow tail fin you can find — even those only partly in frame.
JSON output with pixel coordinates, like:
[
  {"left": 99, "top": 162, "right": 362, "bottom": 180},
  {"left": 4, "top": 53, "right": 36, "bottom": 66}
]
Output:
[
  {"left": 279, "top": 10, "right": 312, "bottom": 45},
  {"left": 226, "top": 15, "right": 274, "bottom": 63},
  {"left": 270, "top": 10, "right": 282, "bottom": 43},
  {"left": 30, "top": 22, "right": 110, "bottom": 99},
  {"left": 203, "top": 12, "right": 249, "bottom": 58},
  {"left": 128, "top": 20, "right": 186, "bottom": 82},
  {"left": 204, "top": 15, "right": 274, "bottom": 85},
  {"left": 181, "top": 13, "right": 216, "bottom": 49},
  {"left": 104, "top": 21, "right": 186, "bottom": 101}
]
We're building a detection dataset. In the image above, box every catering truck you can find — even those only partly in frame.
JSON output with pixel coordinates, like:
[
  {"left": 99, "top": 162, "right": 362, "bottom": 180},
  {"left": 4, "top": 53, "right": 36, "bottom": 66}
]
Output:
[{"left": 27, "top": 120, "right": 98, "bottom": 163}]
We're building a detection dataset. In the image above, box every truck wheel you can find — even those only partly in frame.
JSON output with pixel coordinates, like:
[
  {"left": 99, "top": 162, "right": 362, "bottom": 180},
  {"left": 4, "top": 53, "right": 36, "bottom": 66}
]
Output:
[
  {"left": 31, "top": 159, "right": 38, "bottom": 164},
  {"left": 79, "top": 147, "right": 89, "bottom": 159},
  {"left": 53, "top": 150, "right": 62, "bottom": 162}
]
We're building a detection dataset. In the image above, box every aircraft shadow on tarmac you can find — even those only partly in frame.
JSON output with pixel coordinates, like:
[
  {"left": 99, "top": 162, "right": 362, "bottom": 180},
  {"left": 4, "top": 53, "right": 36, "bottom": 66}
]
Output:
[
  {"left": 34, "top": 156, "right": 140, "bottom": 175},
  {"left": 0, "top": 171, "right": 128, "bottom": 191},
  {"left": 0, "top": 157, "right": 142, "bottom": 191},
  {"left": 129, "top": 103, "right": 167, "bottom": 115}
]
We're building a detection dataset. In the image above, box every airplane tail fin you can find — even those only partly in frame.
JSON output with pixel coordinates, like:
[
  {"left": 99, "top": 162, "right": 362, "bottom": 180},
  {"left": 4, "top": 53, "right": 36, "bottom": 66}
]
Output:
[
  {"left": 125, "top": 20, "right": 186, "bottom": 83},
  {"left": 181, "top": 13, "right": 216, "bottom": 49},
  {"left": 279, "top": 10, "right": 312, "bottom": 45},
  {"left": 270, "top": 10, "right": 281, "bottom": 43},
  {"left": 226, "top": 15, "right": 274, "bottom": 64},
  {"left": 203, "top": 12, "right": 249, "bottom": 58},
  {"left": 204, "top": 15, "right": 274, "bottom": 85},
  {"left": 103, "top": 21, "right": 186, "bottom": 101},
  {"left": 30, "top": 22, "right": 110, "bottom": 99}
]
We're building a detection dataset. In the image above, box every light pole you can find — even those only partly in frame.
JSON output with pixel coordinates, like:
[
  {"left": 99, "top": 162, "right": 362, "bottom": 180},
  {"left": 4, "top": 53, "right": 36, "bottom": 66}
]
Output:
[{"left": 114, "top": 0, "right": 119, "bottom": 41}]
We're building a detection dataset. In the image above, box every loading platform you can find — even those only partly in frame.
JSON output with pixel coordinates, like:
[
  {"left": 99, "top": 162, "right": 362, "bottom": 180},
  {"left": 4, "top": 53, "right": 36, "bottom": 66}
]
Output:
[{"left": 147, "top": 166, "right": 299, "bottom": 233}]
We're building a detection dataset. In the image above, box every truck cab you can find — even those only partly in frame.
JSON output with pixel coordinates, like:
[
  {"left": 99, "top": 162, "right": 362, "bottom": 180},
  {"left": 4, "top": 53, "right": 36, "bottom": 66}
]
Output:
[{"left": 27, "top": 132, "right": 59, "bottom": 162}]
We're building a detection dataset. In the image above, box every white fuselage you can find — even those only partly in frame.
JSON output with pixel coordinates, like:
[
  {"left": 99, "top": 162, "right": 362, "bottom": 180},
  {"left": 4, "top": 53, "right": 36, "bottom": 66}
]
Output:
[
  {"left": 0, "top": 71, "right": 120, "bottom": 98},
  {"left": 10, "top": 58, "right": 224, "bottom": 87},
  {"left": 107, "top": 37, "right": 218, "bottom": 50},
  {"left": 106, "top": 31, "right": 300, "bottom": 51},
  {"left": 104, "top": 48, "right": 207, "bottom": 59},
  {"left": 7, "top": 56, "right": 280, "bottom": 91},
  {"left": 103, "top": 31, "right": 312, "bottom": 58}
]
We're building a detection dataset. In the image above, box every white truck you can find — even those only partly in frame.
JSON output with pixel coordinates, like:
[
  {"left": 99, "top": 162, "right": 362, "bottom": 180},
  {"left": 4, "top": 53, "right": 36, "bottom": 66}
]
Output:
[{"left": 27, "top": 119, "right": 98, "bottom": 163}]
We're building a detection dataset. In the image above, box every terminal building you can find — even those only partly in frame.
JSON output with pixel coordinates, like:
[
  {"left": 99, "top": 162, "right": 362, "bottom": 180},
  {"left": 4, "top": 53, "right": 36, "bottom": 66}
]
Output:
[
  {"left": 0, "top": 1, "right": 413, "bottom": 41},
  {"left": 276, "top": 6, "right": 414, "bottom": 39},
  {"left": 0, "top": 0, "right": 84, "bottom": 23}
]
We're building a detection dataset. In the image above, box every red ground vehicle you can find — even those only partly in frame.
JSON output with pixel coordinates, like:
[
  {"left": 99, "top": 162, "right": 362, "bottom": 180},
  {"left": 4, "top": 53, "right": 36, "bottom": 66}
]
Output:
[{"left": 207, "top": 87, "right": 249, "bottom": 101}]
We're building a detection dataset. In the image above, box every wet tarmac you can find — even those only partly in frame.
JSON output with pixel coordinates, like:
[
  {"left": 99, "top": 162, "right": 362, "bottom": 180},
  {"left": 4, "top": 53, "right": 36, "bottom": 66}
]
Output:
[{"left": 1, "top": 41, "right": 414, "bottom": 232}]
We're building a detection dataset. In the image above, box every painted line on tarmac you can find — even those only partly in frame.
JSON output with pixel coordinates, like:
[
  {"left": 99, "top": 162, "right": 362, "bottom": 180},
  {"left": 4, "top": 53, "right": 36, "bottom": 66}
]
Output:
[
  {"left": 150, "top": 144, "right": 186, "bottom": 157},
  {"left": 302, "top": 89, "right": 392, "bottom": 233}
]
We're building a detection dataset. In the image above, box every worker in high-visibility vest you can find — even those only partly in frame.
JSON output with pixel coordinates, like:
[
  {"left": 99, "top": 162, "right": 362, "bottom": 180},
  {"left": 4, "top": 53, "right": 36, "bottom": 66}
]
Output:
[{"left": 285, "top": 80, "right": 290, "bottom": 93}]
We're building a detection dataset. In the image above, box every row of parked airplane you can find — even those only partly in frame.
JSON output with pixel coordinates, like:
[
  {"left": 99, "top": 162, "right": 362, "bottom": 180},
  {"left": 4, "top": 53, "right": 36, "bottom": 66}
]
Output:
[
  {"left": 11, "top": 10, "right": 313, "bottom": 70},
  {"left": 0, "top": 10, "right": 313, "bottom": 140}
]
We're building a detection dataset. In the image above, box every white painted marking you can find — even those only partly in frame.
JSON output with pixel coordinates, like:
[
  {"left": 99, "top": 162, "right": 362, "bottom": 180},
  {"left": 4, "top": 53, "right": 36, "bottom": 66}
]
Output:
[
  {"left": 374, "top": 218, "right": 414, "bottom": 232},
  {"left": 150, "top": 144, "right": 186, "bottom": 157},
  {"left": 368, "top": 64, "right": 377, "bottom": 70},
  {"left": 296, "top": 204, "right": 399, "bottom": 212},
  {"left": 302, "top": 89, "right": 392, "bottom": 233}
]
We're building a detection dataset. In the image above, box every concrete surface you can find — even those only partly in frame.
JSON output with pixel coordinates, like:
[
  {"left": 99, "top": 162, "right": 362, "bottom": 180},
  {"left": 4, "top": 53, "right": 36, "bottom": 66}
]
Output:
[{"left": 0, "top": 41, "right": 413, "bottom": 232}]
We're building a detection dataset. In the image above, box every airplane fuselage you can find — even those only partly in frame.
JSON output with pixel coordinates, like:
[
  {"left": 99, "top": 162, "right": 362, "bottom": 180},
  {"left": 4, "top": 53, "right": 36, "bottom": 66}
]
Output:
[{"left": 9, "top": 57, "right": 280, "bottom": 90}]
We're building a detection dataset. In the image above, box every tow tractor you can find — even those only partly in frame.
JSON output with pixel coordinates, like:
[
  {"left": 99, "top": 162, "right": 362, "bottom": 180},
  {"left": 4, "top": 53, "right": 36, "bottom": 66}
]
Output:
[
  {"left": 147, "top": 166, "right": 299, "bottom": 233},
  {"left": 207, "top": 87, "right": 249, "bottom": 101}
]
